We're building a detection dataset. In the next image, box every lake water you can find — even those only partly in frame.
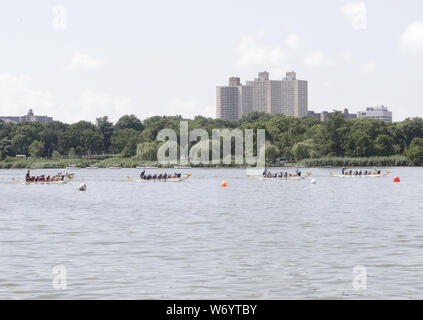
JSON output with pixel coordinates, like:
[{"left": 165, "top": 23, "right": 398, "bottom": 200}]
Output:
[{"left": 1, "top": 167, "right": 423, "bottom": 299}]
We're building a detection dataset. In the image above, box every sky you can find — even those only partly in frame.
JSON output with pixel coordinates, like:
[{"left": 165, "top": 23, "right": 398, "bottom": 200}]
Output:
[{"left": 0, "top": 0, "right": 423, "bottom": 123}]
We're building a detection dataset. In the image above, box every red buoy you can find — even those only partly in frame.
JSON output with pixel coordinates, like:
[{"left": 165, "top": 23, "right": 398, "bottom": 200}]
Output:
[
  {"left": 393, "top": 176, "right": 400, "bottom": 183},
  {"left": 221, "top": 181, "right": 227, "bottom": 188}
]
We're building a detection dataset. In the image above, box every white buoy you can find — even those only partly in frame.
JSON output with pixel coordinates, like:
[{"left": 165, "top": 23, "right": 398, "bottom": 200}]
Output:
[
  {"left": 310, "top": 179, "right": 316, "bottom": 184},
  {"left": 78, "top": 183, "right": 87, "bottom": 191}
]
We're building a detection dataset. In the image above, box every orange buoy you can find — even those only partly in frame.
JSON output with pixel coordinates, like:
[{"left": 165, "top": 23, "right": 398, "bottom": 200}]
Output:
[
  {"left": 221, "top": 181, "right": 227, "bottom": 187},
  {"left": 393, "top": 176, "right": 400, "bottom": 183}
]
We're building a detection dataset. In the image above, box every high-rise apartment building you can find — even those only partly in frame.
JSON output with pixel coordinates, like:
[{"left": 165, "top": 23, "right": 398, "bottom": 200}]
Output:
[
  {"left": 281, "top": 71, "right": 308, "bottom": 118},
  {"left": 216, "top": 71, "right": 308, "bottom": 121},
  {"left": 216, "top": 85, "right": 239, "bottom": 121}
]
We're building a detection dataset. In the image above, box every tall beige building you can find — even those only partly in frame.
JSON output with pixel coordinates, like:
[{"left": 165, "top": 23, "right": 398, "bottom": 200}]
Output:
[
  {"left": 216, "top": 71, "right": 308, "bottom": 121},
  {"left": 282, "top": 71, "right": 308, "bottom": 118}
]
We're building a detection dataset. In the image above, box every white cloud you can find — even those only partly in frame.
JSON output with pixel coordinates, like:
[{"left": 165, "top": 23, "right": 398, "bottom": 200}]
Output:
[
  {"left": 75, "top": 90, "right": 130, "bottom": 122},
  {"left": 69, "top": 53, "right": 105, "bottom": 69},
  {"left": 0, "top": 74, "right": 131, "bottom": 123},
  {"left": 236, "top": 33, "right": 288, "bottom": 68},
  {"left": 400, "top": 21, "right": 423, "bottom": 54},
  {"left": 341, "top": 2, "right": 367, "bottom": 30},
  {"left": 168, "top": 98, "right": 214, "bottom": 119},
  {"left": 0, "top": 73, "right": 55, "bottom": 116},
  {"left": 285, "top": 34, "right": 300, "bottom": 50},
  {"left": 304, "top": 50, "right": 354, "bottom": 68},
  {"left": 360, "top": 61, "right": 377, "bottom": 73},
  {"left": 304, "top": 51, "right": 335, "bottom": 68},
  {"left": 339, "top": 51, "right": 353, "bottom": 64},
  {"left": 55, "top": 90, "right": 131, "bottom": 123}
]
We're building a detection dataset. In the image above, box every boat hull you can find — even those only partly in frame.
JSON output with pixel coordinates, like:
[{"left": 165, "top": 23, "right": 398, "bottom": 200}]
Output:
[
  {"left": 12, "top": 177, "right": 73, "bottom": 185},
  {"left": 248, "top": 172, "right": 312, "bottom": 181},
  {"left": 330, "top": 170, "right": 391, "bottom": 178},
  {"left": 127, "top": 173, "right": 192, "bottom": 182}
]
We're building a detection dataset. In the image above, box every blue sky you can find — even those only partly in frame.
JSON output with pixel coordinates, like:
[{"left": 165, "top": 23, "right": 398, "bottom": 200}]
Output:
[{"left": 0, "top": 0, "right": 422, "bottom": 122}]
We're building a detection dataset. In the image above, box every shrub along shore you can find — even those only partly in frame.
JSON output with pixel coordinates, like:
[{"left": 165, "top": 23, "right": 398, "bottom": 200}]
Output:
[
  {"left": 0, "top": 155, "right": 411, "bottom": 169},
  {"left": 296, "top": 155, "right": 409, "bottom": 167}
]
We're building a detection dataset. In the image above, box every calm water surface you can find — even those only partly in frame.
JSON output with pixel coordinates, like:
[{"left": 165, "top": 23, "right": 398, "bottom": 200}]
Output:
[{"left": 1, "top": 167, "right": 423, "bottom": 299}]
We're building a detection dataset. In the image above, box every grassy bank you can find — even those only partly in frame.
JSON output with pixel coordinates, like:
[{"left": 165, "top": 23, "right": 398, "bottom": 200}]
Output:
[
  {"left": 0, "top": 158, "right": 98, "bottom": 169},
  {"left": 296, "top": 155, "right": 410, "bottom": 167},
  {"left": 0, "top": 154, "right": 412, "bottom": 169},
  {"left": 94, "top": 158, "right": 158, "bottom": 168},
  {"left": 0, "top": 157, "right": 164, "bottom": 169}
]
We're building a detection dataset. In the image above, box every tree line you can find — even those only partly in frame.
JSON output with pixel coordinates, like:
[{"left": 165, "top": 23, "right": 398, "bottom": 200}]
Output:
[{"left": 1, "top": 111, "right": 423, "bottom": 165}]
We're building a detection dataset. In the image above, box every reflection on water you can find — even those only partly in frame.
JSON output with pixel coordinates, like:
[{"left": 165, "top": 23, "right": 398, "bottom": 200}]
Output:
[{"left": 1, "top": 167, "right": 423, "bottom": 299}]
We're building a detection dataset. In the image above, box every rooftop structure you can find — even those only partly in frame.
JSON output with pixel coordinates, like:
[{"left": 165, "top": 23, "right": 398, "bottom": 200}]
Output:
[{"left": 0, "top": 109, "right": 53, "bottom": 124}]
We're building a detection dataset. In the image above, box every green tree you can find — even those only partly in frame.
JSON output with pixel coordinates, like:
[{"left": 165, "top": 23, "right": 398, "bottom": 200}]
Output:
[
  {"left": 322, "top": 112, "right": 347, "bottom": 156},
  {"left": 239, "top": 111, "right": 272, "bottom": 124},
  {"left": 0, "top": 138, "right": 13, "bottom": 159},
  {"left": 136, "top": 142, "right": 158, "bottom": 161},
  {"left": 112, "top": 128, "right": 140, "bottom": 153},
  {"left": 373, "top": 134, "right": 395, "bottom": 156},
  {"left": 96, "top": 116, "right": 114, "bottom": 152},
  {"left": 407, "top": 137, "right": 423, "bottom": 165},
  {"left": 115, "top": 115, "right": 143, "bottom": 132},
  {"left": 396, "top": 117, "right": 423, "bottom": 147},
  {"left": 52, "top": 150, "right": 61, "bottom": 159},
  {"left": 291, "top": 139, "right": 318, "bottom": 160},
  {"left": 121, "top": 137, "right": 138, "bottom": 158},
  {"left": 29, "top": 140, "right": 44, "bottom": 158},
  {"left": 139, "top": 128, "right": 155, "bottom": 143},
  {"left": 343, "top": 131, "right": 373, "bottom": 157},
  {"left": 68, "top": 121, "right": 104, "bottom": 154},
  {"left": 265, "top": 142, "right": 280, "bottom": 162}
]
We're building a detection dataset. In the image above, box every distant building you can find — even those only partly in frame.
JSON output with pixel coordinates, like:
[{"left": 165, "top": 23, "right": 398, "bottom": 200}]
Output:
[
  {"left": 281, "top": 71, "right": 308, "bottom": 118},
  {"left": 357, "top": 106, "right": 392, "bottom": 122},
  {"left": 341, "top": 108, "right": 357, "bottom": 120},
  {"left": 308, "top": 108, "right": 356, "bottom": 121},
  {"left": 216, "top": 71, "right": 308, "bottom": 121},
  {"left": 0, "top": 109, "right": 53, "bottom": 124},
  {"left": 216, "top": 85, "right": 239, "bottom": 121},
  {"left": 320, "top": 111, "right": 329, "bottom": 121},
  {"left": 308, "top": 110, "right": 321, "bottom": 120}
]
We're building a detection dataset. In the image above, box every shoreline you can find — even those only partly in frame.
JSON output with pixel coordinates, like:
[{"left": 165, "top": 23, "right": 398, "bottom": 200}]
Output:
[{"left": 0, "top": 157, "right": 415, "bottom": 170}]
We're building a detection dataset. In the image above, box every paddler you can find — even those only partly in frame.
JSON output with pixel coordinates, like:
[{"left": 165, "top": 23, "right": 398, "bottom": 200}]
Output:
[
  {"left": 296, "top": 168, "right": 302, "bottom": 177},
  {"left": 25, "top": 170, "right": 30, "bottom": 182}
]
